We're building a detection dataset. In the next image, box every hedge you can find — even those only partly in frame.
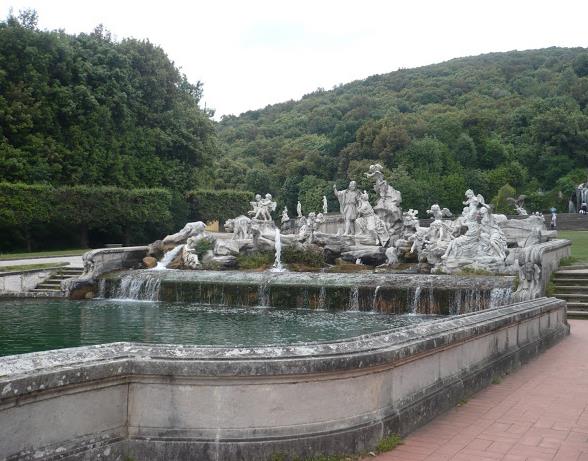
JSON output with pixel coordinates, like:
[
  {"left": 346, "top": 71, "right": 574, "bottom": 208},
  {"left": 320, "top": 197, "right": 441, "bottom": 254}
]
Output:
[
  {"left": 0, "top": 183, "right": 172, "bottom": 249},
  {"left": 186, "top": 190, "right": 252, "bottom": 225}
]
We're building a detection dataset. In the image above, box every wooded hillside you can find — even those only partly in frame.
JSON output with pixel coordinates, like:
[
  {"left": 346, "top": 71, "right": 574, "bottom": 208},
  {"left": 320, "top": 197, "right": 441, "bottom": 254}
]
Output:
[{"left": 216, "top": 47, "right": 588, "bottom": 214}]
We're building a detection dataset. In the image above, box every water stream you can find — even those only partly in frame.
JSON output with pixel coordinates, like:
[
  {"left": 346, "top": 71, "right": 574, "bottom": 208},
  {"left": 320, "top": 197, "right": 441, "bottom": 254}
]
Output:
[{"left": 153, "top": 244, "right": 184, "bottom": 270}]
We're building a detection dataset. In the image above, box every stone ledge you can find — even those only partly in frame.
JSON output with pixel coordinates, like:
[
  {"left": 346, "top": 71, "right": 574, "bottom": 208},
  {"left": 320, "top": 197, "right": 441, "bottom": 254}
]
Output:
[{"left": 0, "top": 298, "right": 569, "bottom": 461}]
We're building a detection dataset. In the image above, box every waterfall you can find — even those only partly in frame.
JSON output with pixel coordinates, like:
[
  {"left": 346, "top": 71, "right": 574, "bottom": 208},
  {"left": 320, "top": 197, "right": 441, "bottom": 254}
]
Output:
[
  {"left": 348, "top": 287, "right": 360, "bottom": 311},
  {"left": 318, "top": 286, "right": 326, "bottom": 310},
  {"left": 270, "top": 228, "right": 285, "bottom": 272},
  {"left": 112, "top": 272, "right": 161, "bottom": 301},
  {"left": 97, "top": 278, "right": 106, "bottom": 298},
  {"left": 372, "top": 286, "right": 381, "bottom": 311},
  {"left": 411, "top": 286, "right": 422, "bottom": 314},
  {"left": 257, "top": 279, "right": 271, "bottom": 307},
  {"left": 153, "top": 244, "right": 184, "bottom": 270}
]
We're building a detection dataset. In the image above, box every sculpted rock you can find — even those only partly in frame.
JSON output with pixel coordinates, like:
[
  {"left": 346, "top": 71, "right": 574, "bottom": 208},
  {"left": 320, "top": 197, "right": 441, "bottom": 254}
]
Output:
[
  {"left": 163, "top": 222, "right": 207, "bottom": 245},
  {"left": 143, "top": 256, "right": 157, "bottom": 269},
  {"left": 341, "top": 245, "right": 386, "bottom": 266},
  {"left": 225, "top": 215, "right": 251, "bottom": 240},
  {"left": 214, "top": 239, "right": 241, "bottom": 256}
]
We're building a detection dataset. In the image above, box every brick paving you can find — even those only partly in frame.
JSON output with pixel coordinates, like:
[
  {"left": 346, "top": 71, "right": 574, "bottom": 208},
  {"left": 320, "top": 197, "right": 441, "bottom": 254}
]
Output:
[{"left": 365, "top": 319, "right": 588, "bottom": 461}]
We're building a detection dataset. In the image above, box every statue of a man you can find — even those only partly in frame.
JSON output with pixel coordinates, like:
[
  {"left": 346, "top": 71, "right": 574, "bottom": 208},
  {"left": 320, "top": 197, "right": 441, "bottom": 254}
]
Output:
[
  {"left": 297, "top": 201, "right": 302, "bottom": 218},
  {"left": 333, "top": 181, "right": 361, "bottom": 235},
  {"left": 323, "top": 195, "right": 328, "bottom": 214}
]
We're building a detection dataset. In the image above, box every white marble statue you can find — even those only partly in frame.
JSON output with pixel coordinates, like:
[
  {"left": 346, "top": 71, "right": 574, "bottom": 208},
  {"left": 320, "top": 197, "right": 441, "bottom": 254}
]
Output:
[
  {"left": 248, "top": 194, "right": 262, "bottom": 219},
  {"left": 181, "top": 222, "right": 210, "bottom": 269},
  {"left": 323, "top": 195, "right": 328, "bottom": 214},
  {"left": 162, "top": 222, "right": 205, "bottom": 245},
  {"left": 333, "top": 181, "right": 362, "bottom": 235},
  {"left": 225, "top": 215, "right": 251, "bottom": 240},
  {"left": 297, "top": 201, "right": 303, "bottom": 218},
  {"left": 281, "top": 206, "right": 290, "bottom": 224},
  {"left": 248, "top": 193, "right": 276, "bottom": 221},
  {"left": 365, "top": 163, "right": 403, "bottom": 234},
  {"left": 437, "top": 191, "right": 508, "bottom": 272},
  {"left": 507, "top": 195, "right": 528, "bottom": 216},
  {"left": 356, "top": 190, "right": 390, "bottom": 246}
]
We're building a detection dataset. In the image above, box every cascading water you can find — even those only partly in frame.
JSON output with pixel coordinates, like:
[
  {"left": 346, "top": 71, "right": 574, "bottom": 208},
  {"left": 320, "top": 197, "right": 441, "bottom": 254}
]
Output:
[
  {"left": 372, "top": 286, "right": 381, "bottom": 311},
  {"left": 154, "top": 244, "right": 184, "bottom": 270},
  {"left": 257, "top": 278, "right": 271, "bottom": 307},
  {"left": 270, "top": 228, "right": 285, "bottom": 272},
  {"left": 411, "top": 286, "right": 422, "bottom": 314},
  {"left": 318, "top": 286, "right": 326, "bottom": 310},
  {"left": 112, "top": 271, "right": 161, "bottom": 301},
  {"left": 348, "top": 287, "right": 360, "bottom": 311}
]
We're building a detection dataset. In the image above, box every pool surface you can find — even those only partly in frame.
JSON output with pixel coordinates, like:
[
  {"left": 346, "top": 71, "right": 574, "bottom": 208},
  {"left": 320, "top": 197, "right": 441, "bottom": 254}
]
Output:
[{"left": 0, "top": 299, "right": 438, "bottom": 356}]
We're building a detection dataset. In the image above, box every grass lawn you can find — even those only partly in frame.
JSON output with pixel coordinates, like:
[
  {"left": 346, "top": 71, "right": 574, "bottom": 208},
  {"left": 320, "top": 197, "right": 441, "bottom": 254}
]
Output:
[
  {"left": 0, "top": 249, "right": 86, "bottom": 260},
  {"left": 0, "top": 262, "right": 69, "bottom": 272},
  {"left": 557, "top": 231, "right": 588, "bottom": 263}
]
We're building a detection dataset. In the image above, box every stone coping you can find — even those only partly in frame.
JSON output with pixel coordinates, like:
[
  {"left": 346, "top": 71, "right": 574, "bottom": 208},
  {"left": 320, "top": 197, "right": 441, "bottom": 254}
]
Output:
[
  {"left": 0, "top": 297, "right": 564, "bottom": 399},
  {"left": 105, "top": 269, "right": 515, "bottom": 289}
]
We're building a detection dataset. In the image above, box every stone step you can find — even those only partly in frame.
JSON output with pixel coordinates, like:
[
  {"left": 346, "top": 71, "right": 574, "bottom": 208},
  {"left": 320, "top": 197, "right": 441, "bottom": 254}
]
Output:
[
  {"left": 36, "top": 282, "right": 63, "bottom": 289},
  {"left": 566, "top": 302, "right": 588, "bottom": 311},
  {"left": 561, "top": 265, "right": 588, "bottom": 270},
  {"left": 555, "top": 293, "right": 588, "bottom": 302},
  {"left": 553, "top": 278, "right": 588, "bottom": 286},
  {"left": 553, "top": 286, "right": 588, "bottom": 293},
  {"left": 567, "top": 310, "right": 588, "bottom": 319},
  {"left": 554, "top": 271, "right": 588, "bottom": 280}
]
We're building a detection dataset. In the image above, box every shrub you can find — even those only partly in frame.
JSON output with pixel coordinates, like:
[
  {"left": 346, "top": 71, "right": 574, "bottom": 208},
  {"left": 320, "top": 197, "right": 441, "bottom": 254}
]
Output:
[
  {"left": 237, "top": 251, "right": 274, "bottom": 270},
  {"left": 281, "top": 246, "right": 325, "bottom": 268}
]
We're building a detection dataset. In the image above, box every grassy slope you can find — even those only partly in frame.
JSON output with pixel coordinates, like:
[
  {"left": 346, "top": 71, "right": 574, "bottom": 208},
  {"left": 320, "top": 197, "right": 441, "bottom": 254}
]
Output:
[
  {"left": 558, "top": 231, "right": 588, "bottom": 262},
  {"left": 0, "top": 249, "right": 86, "bottom": 260}
]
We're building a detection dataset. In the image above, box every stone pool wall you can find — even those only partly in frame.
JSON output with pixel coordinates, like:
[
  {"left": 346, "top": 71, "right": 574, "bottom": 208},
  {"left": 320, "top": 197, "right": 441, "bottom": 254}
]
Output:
[
  {"left": 103, "top": 270, "right": 516, "bottom": 314},
  {"left": 0, "top": 297, "right": 568, "bottom": 461}
]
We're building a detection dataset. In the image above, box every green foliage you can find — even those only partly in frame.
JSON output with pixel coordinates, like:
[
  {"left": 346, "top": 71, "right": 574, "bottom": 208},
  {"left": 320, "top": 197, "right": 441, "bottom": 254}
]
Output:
[
  {"left": 281, "top": 246, "right": 325, "bottom": 268},
  {"left": 236, "top": 251, "right": 274, "bottom": 270},
  {"left": 456, "top": 267, "right": 494, "bottom": 276},
  {"left": 191, "top": 237, "right": 214, "bottom": 256},
  {"left": 0, "top": 182, "right": 171, "bottom": 249},
  {"left": 298, "top": 176, "right": 331, "bottom": 214},
  {"left": 558, "top": 231, "right": 588, "bottom": 263},
  {"left": 0, "top": 14, "right": 217, "bottom": 191},
  {"left": 491, "top": 184, "right": 517, "bottom": 214},
  {"left": 559, "top": 256, "right": 579, "bottom": 267},
  {"left": 186, "top": 190, "right": 252, "bottom": 225},
  {"left": 217, "top": 47, "right": 588, "bottom": 216},
  {"left": 376, "top": 434, "right": 403, "bottom": 453}
]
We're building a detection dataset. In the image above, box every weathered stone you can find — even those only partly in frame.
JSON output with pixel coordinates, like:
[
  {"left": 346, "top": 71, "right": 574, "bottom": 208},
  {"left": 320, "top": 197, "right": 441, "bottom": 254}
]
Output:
[
  {"left": 143, "top": 256, "right": 157, "bottom": 269},
  {"left": 0, "top": 298, "right": 568, "bottom": 461},
  {"left": 341, "top": 246, "right": 387, "bottom": 266},
  {"left": 214, "top": 239, "right": 241, "bottom": 256}
]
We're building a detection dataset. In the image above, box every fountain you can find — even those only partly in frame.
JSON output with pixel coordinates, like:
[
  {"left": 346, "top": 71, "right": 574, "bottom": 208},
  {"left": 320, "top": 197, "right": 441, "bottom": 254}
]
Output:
[{"left": 1, "top": 165, "right": 573, "bottom": 461}]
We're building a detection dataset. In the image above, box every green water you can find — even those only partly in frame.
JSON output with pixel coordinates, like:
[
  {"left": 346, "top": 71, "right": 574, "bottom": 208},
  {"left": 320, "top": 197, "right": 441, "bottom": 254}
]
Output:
[{"left": 0, "top": 299, "right": 438, "bottom": 357}]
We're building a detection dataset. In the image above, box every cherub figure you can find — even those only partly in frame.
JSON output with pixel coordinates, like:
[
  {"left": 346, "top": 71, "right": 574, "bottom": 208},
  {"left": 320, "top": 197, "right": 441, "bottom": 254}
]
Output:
[{"left": 248, "top": 194, "right": 262, "bottom": 218}]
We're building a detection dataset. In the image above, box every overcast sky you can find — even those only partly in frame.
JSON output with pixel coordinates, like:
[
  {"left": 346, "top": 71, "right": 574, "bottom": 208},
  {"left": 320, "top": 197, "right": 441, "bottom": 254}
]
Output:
[{"left": 3, "top": 0, "right": 588, "bottom": 118}]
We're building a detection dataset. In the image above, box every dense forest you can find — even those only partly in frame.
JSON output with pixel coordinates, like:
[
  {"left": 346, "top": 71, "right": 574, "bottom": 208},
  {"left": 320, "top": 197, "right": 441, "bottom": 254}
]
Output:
[
  {"left": 0, "top": 11, "right": 224, "bottom": 250},
  {"left": 216, "top": 47, "right": 588, "bottom": 215},
  {"left": 0, "top": 11, "right": 217, "bottom": 192},
  {"left": 1, "top": 10, "right": 588, "bottom": 250}
]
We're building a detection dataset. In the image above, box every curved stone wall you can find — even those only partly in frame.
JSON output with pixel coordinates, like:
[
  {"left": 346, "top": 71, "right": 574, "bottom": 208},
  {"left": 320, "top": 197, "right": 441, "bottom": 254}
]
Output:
[{"left": 0, "top": 297, "right": 568, "bottom": 461}]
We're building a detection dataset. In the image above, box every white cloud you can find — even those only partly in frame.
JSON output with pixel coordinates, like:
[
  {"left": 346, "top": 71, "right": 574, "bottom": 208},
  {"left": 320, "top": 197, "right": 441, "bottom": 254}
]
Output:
[{"left": 3, "top": 0, "right": 588, "bottom": 118}]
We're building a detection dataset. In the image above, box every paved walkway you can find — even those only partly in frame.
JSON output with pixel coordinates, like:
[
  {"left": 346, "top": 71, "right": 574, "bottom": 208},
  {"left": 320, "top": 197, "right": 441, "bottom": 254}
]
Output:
[
  {"left": 0, "top": 256, "right": 83, "bottom": 268},
  {"left": 366, "top": 319, "right": 588, "bottom": 461}
]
